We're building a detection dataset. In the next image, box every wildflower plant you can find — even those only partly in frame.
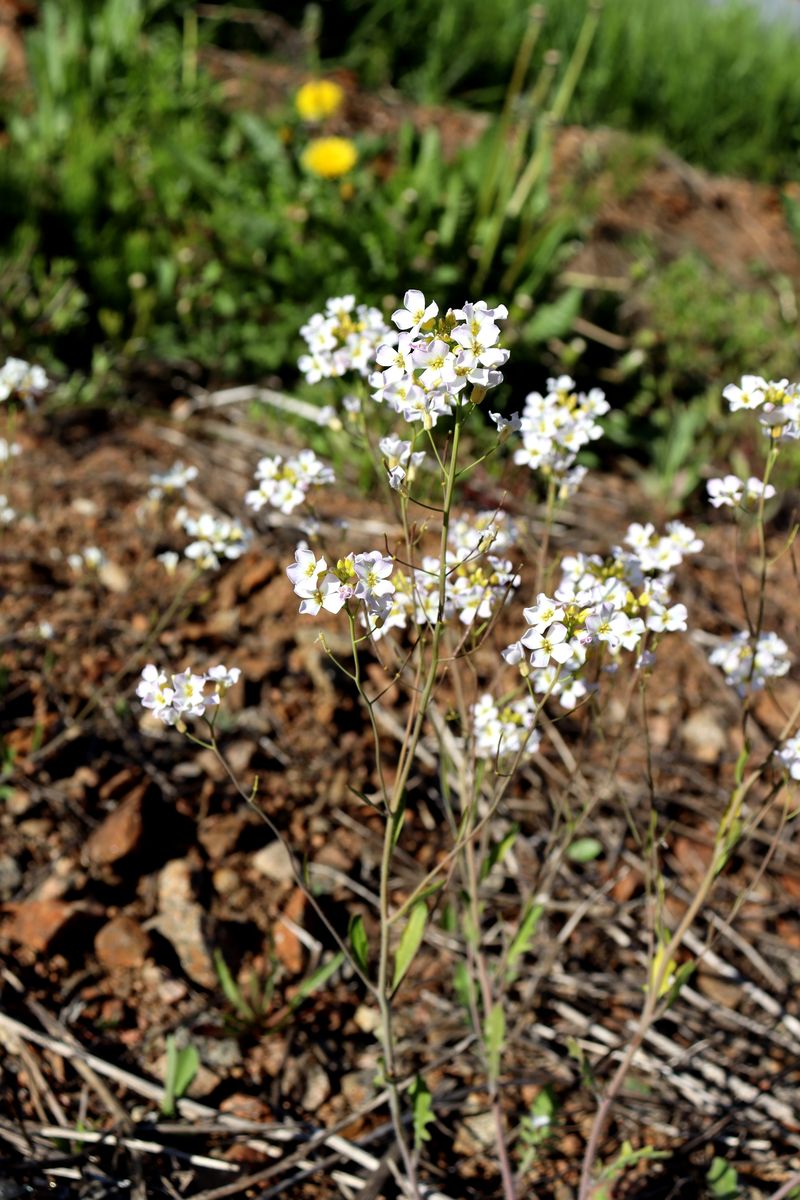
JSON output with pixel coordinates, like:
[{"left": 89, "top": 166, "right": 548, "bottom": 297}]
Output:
[{"left": 129, "top": 293, "right": 800, "bottom": 1199}]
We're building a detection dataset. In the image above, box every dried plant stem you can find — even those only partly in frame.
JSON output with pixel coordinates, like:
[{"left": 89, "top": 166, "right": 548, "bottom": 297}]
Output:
[{"left": 578, "top": 769, "right": 759, "bottom": 1198}]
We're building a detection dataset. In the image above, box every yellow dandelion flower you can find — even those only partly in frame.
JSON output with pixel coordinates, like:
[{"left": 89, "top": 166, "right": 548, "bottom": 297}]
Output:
[
  {"left": 301, "top": 136, "right": 358, "bottom": 179},
  {"left": 295, "top": 79, "right": 345, "bottom": 122}
]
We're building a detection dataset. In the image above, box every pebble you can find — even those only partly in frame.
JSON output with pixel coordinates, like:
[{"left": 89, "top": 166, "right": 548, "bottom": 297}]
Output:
[
  {"left": 85, "top": 789, "right": 144, "bottom": 865},
  {"left": 95, "top": 915, "right": 150, "bottom": 970},
  {"left": 252, "top": 840, "right": 294, "bottom": 884}
]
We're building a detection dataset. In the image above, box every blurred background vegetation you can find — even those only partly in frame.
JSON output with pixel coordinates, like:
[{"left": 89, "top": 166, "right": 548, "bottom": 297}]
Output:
[{"left": 1, "top": 0, "right": 799, "bottom": 503}]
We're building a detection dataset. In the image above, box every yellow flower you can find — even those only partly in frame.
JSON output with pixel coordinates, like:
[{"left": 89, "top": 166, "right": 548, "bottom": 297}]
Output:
[
  {"left": 295, "top": 79, "right": 345, "bottom": 122},
  {"left": 301, "top": 137, "right": 358, "bottom": 179}
]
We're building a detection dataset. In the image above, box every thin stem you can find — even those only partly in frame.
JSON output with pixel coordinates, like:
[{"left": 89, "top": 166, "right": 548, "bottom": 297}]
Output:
[
  {"left": 375, "top": 810, "right": 419, "bottom": 1195},
  {"left": 577, "top": 765, "right": 761, "bottom": 1198},
  {"left": 194, "top": 731, "right": 374, "bottom": 996}
]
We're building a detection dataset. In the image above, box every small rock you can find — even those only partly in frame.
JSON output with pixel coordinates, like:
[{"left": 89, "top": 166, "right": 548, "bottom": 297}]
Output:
[
  {"left": 213, "top": 867, "right": 240, "bottom": 895},
  {"left": 219, "top": 1093, "right": 273, "bottom": 1122},
  {"left": 7, "top": 790, "right": 32, "bottom": 816},
  {"left": 98, "top": 561, "right": 129, "bottom": 593},
  {"left": 274, "top": 888, "right": 306, "bottom": 974},
  {"left": 681, "top": 706, "right": 727, "bottom": 763},
  {"left": 453, "top": 1104, "right": 496, "bottom": 1156},
  {"left": 252, "top": 840, "right": 294, "bottom": 884},
  {"left": 302, "top": 1062, "right": 331, "bottom": 1112},
  {"left": 95, "top": 915, "right": 150, "bottom": 970},
  {"left": 199, "top": 812, "right": 247, "bottom": 862},
  {"left": 341, "top": 1071, "right": 371, "bottom": 1109},
  {"left": 4, "top": 899, "right": 75, "bottom": 951},
  {"left": 18, "top": 818, "right": 52, "bottom": 839},
  {"left": 353, "top": 1004, "right": 380, "bottom": 1034},
  {"left": 86, "top": 788, "right": 145, "bottom": 866},
  {"left": 154, "top": 859, "right": 216, "bottom": 987},
  {"left": 0, "top": 854, "right": 22, "bottom": 899}
]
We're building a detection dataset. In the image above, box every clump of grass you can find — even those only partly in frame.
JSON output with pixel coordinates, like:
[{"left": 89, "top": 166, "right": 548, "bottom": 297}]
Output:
[{"left": 326, "top": 0, "right": 800, "bottom": 181}]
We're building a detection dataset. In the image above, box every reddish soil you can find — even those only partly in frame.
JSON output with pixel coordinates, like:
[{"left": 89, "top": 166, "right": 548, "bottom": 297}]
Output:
[{"left": 2, "top": 400, "right": 800, "bottom": 1198}]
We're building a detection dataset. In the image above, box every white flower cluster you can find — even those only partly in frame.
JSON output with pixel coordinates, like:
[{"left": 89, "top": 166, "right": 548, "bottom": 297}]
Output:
[
  {"left": 404, "top": 511, "right": 521, "bottom": 630},
  {"left": 68, "top": 546, "right": 106, "bottom": 572},
  {"left": 0, "top": 438, "right": 21, "bottom": 463},
  {"left": 370, "top": 292, "right": 509, "bottom": 429},
  {"left": 299, "top": 295, "right": 395, "bottom": 384},
  {"left": 286, "top": 510, "right": 521, "bottom": 638},
  {"left": 471, "top": 693, "right": 541, "bottom": 769},
  {"left": 245, "top": 450, "right": 334, "bottom": 516},
  {"left": 287, "top": 547, "right": 396, "bottom": 622},
  {"left": 723, "top": 374, "right": 800, "bottom": 441},
  {"left": 707, "top": 474, "right": 776, "bottom": 509},
  {"left": 0, "top": 495, "right": 15, "bottom": 525},
  {"left": 777, "top": 733, "right": 800, "bottom": 780},
  {"left": 503, "top": 521, "right": 701, "bottom": 709},
  {"left": 149, "top": 461, "right": 198, "bottom": 501},
  {"left": 513, "top": 375, "right": 608, "bottom": 496},
  {"left": 181, "top": 512, "right": 251, "bottom": 570},
  {"left": 709, "top": 630, "right": 790, "bottom": 695},
  {"left": 137, "top": 664, "right": 241, "bottom": 727},
  {"left": 0, "top": 357, "right": 48, "bottom": 404},
  {"left": 379, "top": 435, "right": 425, "bottom": 492}
]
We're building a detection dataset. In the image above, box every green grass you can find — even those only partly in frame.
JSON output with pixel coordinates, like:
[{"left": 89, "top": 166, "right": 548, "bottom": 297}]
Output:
[{"left": 322, "top": 0, "right": 800, "bottom": 182}]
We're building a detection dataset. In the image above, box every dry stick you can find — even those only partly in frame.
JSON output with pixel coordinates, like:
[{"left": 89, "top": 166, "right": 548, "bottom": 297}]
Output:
[
  {"left": 462, "top": 829, "right": 518, "bottom": 1200},
  {"left": 575, "top": 691, "right": 800, "bottom": 1200},
  {"left": 31, "top": 1128, "right": 238, "bottom": 1173},
  {"left": 4, "top": 968, "right": 133, "bottom": 1129},
  {"left": 770, "top": 1170, "right": 800, "bottom": 1200},
  {"left": 0, "top": 1006, "right": 458, "bottom": 1198}
]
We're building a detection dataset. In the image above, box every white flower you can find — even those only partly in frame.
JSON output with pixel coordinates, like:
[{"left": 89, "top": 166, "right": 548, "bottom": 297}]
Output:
[
  {"left": 0, "top": 438, "right": 21, "bottom": 463},
  {"left": 137, "top": 665, "right": 179, "bottom": 725},
  {"left": 287, "top": 547, "right": 327, "bottom": 596},
  {"left": 172, "top": 670, "right": 217, "bottom": 717},
  {"left": 299, "top": 297, "right": 395, "bottom": 383},
  {"left": 707, "top": 475, "right": 745, "bottom": 508},
  {"left": 182, "top": 512, "right": 250, "bottom": 569},
  {"left": 353, "top": 551, "right": 395, "bottom": 609},
  {"left": 646, "top": 602, "right": 688, "bottom": 633},
  {"left": 149, "top": 461, "right": 198, "bottom": 501},
  {"left": 157, "top": 550, "right": 180, "bottom": 575},
  {"left": 777, "top": 733, "right": 800, "bottom": 780},
  {"left": 0, "top": 357, "right": 48, "bottom": 404},
  {"left": 0, "top": 495, "right": 15, "bottom": 524},
  {"left": 391, "top": 289, "right": 438, "bottom": 332},
  {"left": 521, "top": 622, "right": 574, "bottom": 668},
  {"left": 723, "top": 375, "right": 767, "bottom": 412},
  {"left": 206, "top": 665, "right": 241, "bottom": 691},
  {"left": 522, "top": 593, "right": 565, "bottom": 631},
  {"left": 709, "top": 630, "right": 790, "bottom": 694},
  {"left": 83, "top": 546, "right": 106, "bottom": 570},
  {"left": 471, "top": 693, "right": 540, "bottom": 768}
]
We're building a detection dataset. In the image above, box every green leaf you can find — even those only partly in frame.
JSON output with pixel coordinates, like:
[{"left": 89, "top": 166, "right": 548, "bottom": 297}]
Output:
[
  {"left": 162, "top": 1036, "right": 199, "bottom": 1116},
  {"left": 409, "top": 1075, "right": 435, "bottom": 1148},
  {"left": 567, "top": 837, "right": 603, "bottom": 863},
  {"left": 483, "top": 1002, "right": 505, "bottom": 1084},
  {"left": 480, "top": 823, "right": 519, "bottom": 882},
  {"left": 505, "top": 901, "right": 543, "bottom": 981},
  {"left": 172, "top": 1042, "right": 199, "bottom": 1099},
  {"left": 292, "top": 952, "right": 344, "bottom": 1007},
  {"left": 213, "top": 949, "right": 253, "bottom": 1019},
  {"left": 662, "top": 959, "right": 696, "bottom": 1009},
  {"left": 392, "top": 901, "right": 428, "bottom": 992},
  {"left": 349, "top": 915, "right": 369, "bottom": 976},
  {"left": 707, "top": 1156, "right": 740, "bottom": 1198},
  {"left": 525, "top": 287, "right": 582, "bottom": 343}
]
